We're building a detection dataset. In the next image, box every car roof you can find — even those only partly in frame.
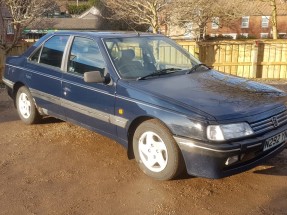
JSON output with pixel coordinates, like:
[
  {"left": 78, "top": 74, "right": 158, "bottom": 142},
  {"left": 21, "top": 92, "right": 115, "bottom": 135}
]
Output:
[
  {"left": 22, "top": 31, "right": 164, "bottom": 57},
  {"left": 50, "top": 31, "right": 161, "bottom": 38}
]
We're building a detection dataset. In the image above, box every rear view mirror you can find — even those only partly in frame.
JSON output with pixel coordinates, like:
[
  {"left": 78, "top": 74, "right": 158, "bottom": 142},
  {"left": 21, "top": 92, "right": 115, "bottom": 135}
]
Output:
[{"left": 84, "top": 71, "right": 105, "bottom": 83}]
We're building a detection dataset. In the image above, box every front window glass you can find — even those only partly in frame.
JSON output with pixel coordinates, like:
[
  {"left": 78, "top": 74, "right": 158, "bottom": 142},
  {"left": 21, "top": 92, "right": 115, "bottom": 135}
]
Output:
[
  {"left": 68, "top": 37, "right": 106, "bottom": 75},
  {"left": 104, "top": 36, "right": 199, "bottom": 79},
  {"left": 39, "top": 35, "right": 69, "bottom": 68}
]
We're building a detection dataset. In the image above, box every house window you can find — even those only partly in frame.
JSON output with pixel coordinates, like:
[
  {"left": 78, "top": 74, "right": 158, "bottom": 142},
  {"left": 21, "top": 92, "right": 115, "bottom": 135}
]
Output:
[
  {"left": 241, "top": 16, "right": 250, "bottom": 28},
  {"left": 7, "top": 19, "right": 14, "bottom": 34},
  {"left": 184, "top": 22, "right": 193, "bottom": 38},
  {"left": 262, "top": 16, "right": 269, "bottom": 28},
  {"left": 241, "top": 33, "right": 249, "bottom": 37},
  {"left": 212, "top": 17, "right": 219, "bottom": 29},
  {"left": 210, "top": 34, "right": 218, "bottom": 37},
  {"left": 279, "top": 33, "right": 287, "bottom": 38},
  {"left": 260, "top": 33, "right": 269, "bottom": 38}
]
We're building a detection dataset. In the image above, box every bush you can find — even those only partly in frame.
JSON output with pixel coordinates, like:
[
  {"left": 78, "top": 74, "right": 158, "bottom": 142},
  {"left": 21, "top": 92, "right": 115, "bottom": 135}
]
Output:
[
  {"left": 205, "top": 34, "right": 234, "bottom": 41},
  {"left": 89, "top": 0, "right": 101, "bottom": 6},
  {"left": 237, "top": 34, "right": 257, "bottom": 39},
  {"left": 67, "top": 4, "right": 91, "bottom": 15}
]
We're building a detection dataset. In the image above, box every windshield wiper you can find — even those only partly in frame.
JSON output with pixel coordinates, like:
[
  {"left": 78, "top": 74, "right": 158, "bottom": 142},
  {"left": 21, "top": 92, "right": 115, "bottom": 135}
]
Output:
[
  {"left": 187, "top": 64, "right": 210, "bottom": 74},
  {"left": 137, "top": 68, "right": 182, "bottom": 80}
]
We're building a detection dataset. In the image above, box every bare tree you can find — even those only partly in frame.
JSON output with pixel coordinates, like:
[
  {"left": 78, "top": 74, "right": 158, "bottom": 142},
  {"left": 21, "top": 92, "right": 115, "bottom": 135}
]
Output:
[
  {"left": 0, "top": 0, "right": 57, "bottom": 54},
  {"left": 170, "top": 0, "right": 245, "bottom": 39},
  {"left": 102, "top": 0, "right": 169, "bottom": 33}
]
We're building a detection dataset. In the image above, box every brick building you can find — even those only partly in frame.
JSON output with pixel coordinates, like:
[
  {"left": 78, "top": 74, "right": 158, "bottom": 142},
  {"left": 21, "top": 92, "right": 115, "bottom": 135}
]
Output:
[
  {"left": 167, "top": 0, "right": 287, "bottom": 39},
  {"left": 0, "top": 4, "right": 14, "bottom": 43},
  {"left": 208, "top": 1, "right": 287, "bottom": 39}
]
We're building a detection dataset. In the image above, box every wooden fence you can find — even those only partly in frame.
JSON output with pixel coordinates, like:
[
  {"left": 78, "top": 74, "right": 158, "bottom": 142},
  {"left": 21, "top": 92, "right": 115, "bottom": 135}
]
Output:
[
  {"left": 1, "top": 40, "right": 287, "bottom": 81},
  {"left": 0, "top": 42, "right": 33, "bottom": 81},
  {"left": 177, "top": 39, "right": 287, "bottom": 79}
]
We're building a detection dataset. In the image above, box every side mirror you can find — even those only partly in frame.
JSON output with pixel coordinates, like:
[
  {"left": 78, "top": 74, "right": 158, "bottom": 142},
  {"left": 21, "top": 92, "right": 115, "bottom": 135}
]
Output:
[{"left": 84, "top": 71, "right": 105, "bottom": 83}]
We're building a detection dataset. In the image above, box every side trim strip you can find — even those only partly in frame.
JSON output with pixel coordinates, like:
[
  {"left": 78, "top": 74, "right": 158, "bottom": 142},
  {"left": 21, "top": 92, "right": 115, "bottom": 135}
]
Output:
[
  {"left": 30, "top": 89, "right": 61, "bottom": 106},
  {"left": 61, "top": 98, "right": 110, "bottom": 123},
  {"left": 174, "top": 137, "right": 241, "bottom": 153},
  {"left": 2, "top": 78, "right": 14, "bottom": 88},
  {"left": 30, "top": 88, "right": 128, "bottom": 128}
]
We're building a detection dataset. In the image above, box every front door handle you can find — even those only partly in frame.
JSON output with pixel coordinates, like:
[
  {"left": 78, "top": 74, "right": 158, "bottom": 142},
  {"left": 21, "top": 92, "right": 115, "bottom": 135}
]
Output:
[{"left": 63, "top": 86, "right": 71, "bottom": 96}]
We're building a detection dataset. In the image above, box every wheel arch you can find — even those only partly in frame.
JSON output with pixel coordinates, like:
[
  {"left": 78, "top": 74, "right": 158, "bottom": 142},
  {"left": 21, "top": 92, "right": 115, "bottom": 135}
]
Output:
[
  {"left": 127, "top": 116, "right": 174, "bottom": 159},
  {"left": 12, "top": 82, "right": 25, "bottom": 106}
]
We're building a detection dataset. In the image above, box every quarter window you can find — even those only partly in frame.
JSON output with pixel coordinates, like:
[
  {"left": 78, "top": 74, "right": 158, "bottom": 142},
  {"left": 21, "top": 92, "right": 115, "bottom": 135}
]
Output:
[
  {"left": 39, "top": 35, "right": 69, "bottom": 68},
  {"left": 68, "top": 37, "right": 106, "bottom": 75},
  {"left": 30, "top": 48, "right": 41, "bottom": 62}
]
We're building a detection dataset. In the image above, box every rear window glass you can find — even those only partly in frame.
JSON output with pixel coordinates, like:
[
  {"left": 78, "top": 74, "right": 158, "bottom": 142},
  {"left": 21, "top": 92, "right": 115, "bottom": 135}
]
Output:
[{"left": 38, "top": 35, "right": 69, "bottom": 68}]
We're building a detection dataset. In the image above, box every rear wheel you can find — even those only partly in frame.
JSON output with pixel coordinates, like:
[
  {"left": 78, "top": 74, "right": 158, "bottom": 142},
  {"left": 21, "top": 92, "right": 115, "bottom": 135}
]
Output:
[
  {"left": 16, "top": 86, "right": 41, "bottom": 124},
  {"left": 133, "top": 119, "right": 184, "bottom": 180}
]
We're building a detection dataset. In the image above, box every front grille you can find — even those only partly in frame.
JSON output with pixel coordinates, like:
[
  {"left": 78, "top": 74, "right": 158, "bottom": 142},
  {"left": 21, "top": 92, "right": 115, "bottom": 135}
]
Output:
[{"left": 250, "top": 110, "right": 287, "bottom": 134}]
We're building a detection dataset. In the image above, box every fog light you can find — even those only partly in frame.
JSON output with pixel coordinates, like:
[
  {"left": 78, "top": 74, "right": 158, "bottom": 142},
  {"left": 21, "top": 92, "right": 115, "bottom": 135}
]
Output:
[{"left": 225, "top": 155, "right": 239, "bottom": 165}]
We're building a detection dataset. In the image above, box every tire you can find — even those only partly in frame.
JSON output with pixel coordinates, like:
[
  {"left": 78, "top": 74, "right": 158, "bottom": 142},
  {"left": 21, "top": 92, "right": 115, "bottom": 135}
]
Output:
[
  {"left": 133, "top": 119, "right": 184, "bottom": 180},
  {"left": 16, "top": 86, "right": 41, "bottom": 124}
]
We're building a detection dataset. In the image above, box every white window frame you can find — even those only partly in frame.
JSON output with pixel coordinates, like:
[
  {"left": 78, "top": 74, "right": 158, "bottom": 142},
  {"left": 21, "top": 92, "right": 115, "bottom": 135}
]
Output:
[
  {"left": 262, "top": 16, "right": 269, "bottom": 28},
  {"left": 241, "top": 16, "right": 250, "bottom": 28},
  {"left": 211, "top": 17, "right": 219, "bottom": 29},
  {"left": 260, "top": 33, "right": 269, "bottom": 38},
  {"left": 210, "top": 33, "right": 218, "bottom": 37},
  {"left": 183, "top": 22, "right": 193, "bottom": 38},
  {"left": 279, "top": 33, "right": 286, "bottom": 38},
  {"left": 240, "top": 33, "right": 249, "bottom": 37},
  {"left": 6, "top": 19, "right": 14, "bottom": 34}
]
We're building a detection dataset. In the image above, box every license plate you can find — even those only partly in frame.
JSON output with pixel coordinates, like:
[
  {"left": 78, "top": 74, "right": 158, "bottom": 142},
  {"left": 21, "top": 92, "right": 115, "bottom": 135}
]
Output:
[{"left": 264, "top": 130, "right": 287, "bottom": 151}]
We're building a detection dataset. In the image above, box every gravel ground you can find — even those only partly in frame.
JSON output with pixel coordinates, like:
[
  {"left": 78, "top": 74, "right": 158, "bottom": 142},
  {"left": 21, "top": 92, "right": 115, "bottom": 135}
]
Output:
[{"left": 0, "top": 84, "right": 287, "bottom": 215}]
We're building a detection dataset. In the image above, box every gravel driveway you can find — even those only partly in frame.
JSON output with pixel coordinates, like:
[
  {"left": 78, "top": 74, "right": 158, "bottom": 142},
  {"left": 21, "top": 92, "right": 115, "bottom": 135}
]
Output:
[{"left": 0, "top": 86, "right": 287, "bottom": 215}]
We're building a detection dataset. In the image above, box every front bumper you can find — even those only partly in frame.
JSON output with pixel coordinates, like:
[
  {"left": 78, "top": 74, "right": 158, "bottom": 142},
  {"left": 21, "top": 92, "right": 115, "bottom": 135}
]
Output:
[{"left": 174, "top": 124, "right": 287, "bottom": 179}]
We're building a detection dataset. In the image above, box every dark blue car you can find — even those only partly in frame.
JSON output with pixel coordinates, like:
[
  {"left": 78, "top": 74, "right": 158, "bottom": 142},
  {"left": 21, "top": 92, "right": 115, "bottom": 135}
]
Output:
[{"left": 2, "top": 31, "right": 287, "bottom": 180}]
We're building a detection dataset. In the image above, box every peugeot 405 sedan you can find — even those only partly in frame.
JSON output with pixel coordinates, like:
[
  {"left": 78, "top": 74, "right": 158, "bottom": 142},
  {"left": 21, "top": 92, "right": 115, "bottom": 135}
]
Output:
[{"left": 3, "top": 31, "right": 287, "bottom": 180}]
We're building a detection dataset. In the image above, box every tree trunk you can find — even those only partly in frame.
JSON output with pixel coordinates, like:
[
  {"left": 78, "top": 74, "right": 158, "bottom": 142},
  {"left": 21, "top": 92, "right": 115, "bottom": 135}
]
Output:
[
  {"left": 199, "top": 23, "right": 206, "bottom": 40},
  {"left": 270, "top": 0, "right": 278, "bottom": 39}
]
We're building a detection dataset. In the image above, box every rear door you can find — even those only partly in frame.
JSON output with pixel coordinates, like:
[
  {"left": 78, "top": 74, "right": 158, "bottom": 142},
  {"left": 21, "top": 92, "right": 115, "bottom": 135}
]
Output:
[
  {"left": 61, "top": 36, "right": 117, "bottom": 135},
  {"left": 25, "top": 35, "right": 69, "bottom": 118}
]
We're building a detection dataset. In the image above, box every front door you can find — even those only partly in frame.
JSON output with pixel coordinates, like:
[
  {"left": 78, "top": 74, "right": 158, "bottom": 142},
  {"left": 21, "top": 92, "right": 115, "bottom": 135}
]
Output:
[{"left": 61, "top": 36, "right": 116, "bottom": 135}]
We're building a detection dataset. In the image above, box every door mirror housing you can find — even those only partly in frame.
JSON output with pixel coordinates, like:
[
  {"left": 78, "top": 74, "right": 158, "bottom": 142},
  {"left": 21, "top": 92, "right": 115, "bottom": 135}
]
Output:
[{"left": 84, "top": 71, "right": 105, "bottom": 83}]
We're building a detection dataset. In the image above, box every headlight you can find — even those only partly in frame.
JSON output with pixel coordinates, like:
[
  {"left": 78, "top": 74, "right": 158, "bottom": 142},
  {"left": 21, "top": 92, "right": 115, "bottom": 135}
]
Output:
[{"left": 207, "top": 123, "right": 253, "bottom": 141}]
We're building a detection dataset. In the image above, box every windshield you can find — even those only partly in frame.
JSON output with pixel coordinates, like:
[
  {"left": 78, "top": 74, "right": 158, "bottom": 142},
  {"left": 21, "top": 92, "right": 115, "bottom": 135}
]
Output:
[{"left": 104, "top": 36, "right": 200, "bottom": 80}]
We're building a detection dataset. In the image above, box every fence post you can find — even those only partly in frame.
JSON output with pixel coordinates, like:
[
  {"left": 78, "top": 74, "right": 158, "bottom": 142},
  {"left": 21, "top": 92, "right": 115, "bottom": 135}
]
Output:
[{"left": 251, "top": 41, "right": 259, "bottom": 78}]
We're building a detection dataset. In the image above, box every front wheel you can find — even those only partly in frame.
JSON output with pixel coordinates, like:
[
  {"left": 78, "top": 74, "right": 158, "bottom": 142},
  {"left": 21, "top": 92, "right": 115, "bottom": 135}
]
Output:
[
  {"left": 16, "top": 86, "right": 41, "bottom": 124},
  {"left": 133, "top": 119, "right": 184, "bottom": 180}
]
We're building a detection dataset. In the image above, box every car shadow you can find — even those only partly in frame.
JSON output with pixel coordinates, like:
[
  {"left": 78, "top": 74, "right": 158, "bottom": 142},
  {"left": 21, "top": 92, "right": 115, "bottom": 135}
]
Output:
[
  {"left": 39, "top": 116, "right": 64, "bottom": 124},
  {"left": 253, "top": 166, "right": 287, "bottom": 176},
  {"left": 253, "top": 149, "right": 287, "bottom": 176}
]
